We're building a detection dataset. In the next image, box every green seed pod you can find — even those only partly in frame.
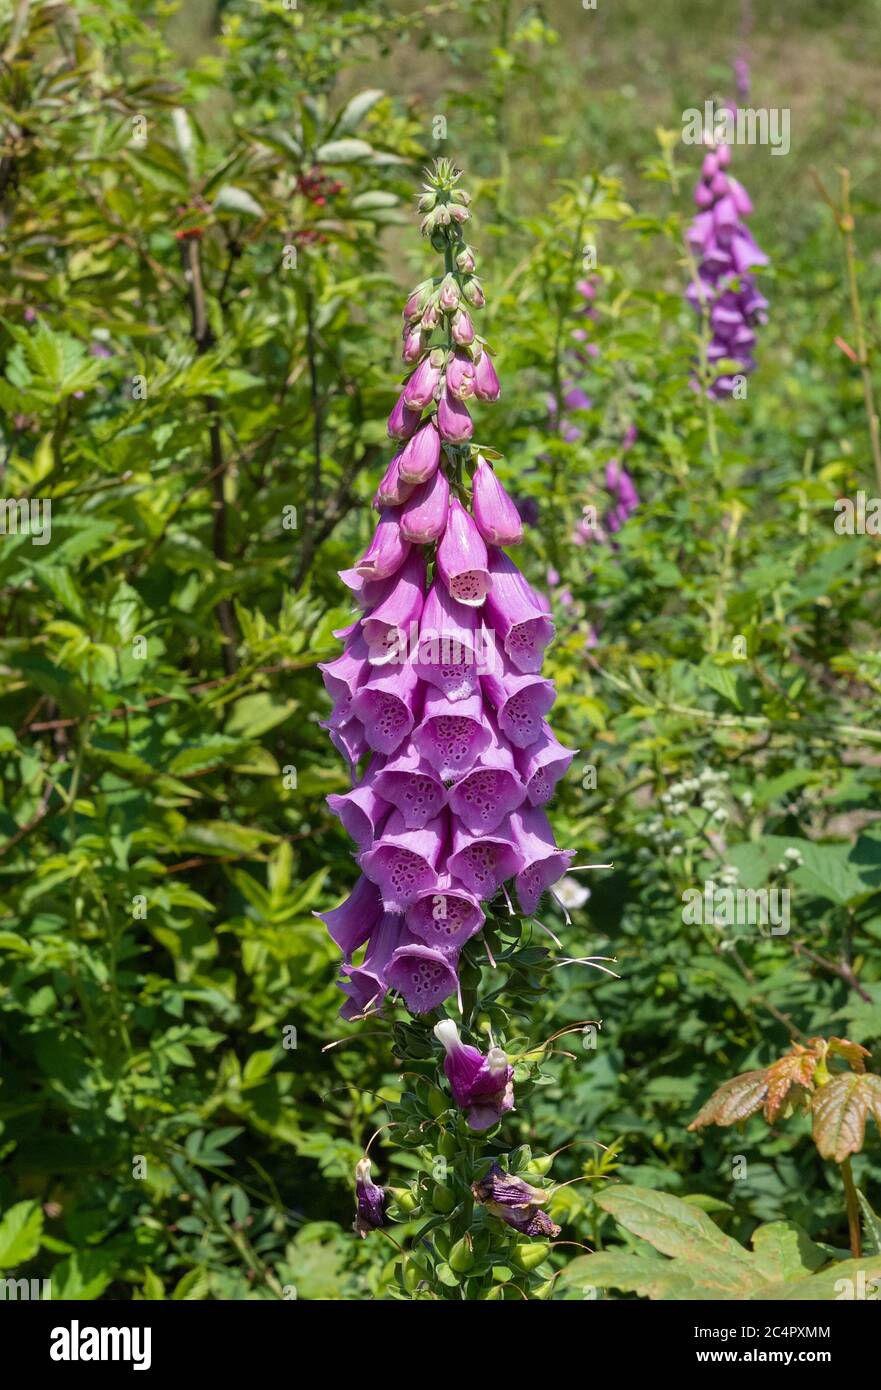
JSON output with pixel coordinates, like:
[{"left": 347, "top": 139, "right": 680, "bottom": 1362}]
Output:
[
  {"left": 513, "top": 1242, "right": 549, "bottom": 1271},
  {"left": 448, "top": 1236, "right": 474, "bottom": 1273},
  {"left": 524, "top": 1154, "right": 554, "bottom": 1177},
  {"left": 431, "top": 1183, "right": 456, "bottom": 1214}
]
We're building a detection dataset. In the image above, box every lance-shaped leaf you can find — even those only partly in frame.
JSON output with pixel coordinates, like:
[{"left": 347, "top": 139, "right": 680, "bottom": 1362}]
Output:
[{"left": 812, "top": 1072, "right": 881, "bottom": 1163}]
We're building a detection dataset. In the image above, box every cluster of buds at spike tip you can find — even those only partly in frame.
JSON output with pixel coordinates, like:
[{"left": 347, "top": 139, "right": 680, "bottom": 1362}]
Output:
[
  {"left": 317, "top": 160, "right": 577, "bottom": 1023},
  {"left": 686, "top": 135, "right": 769, "bottom": 399}
]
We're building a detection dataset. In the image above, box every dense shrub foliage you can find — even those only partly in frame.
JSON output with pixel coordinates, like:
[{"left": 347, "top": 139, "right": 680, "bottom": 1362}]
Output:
[{"left": 1, "top": 0, "right": 880, "bottom": 1300}]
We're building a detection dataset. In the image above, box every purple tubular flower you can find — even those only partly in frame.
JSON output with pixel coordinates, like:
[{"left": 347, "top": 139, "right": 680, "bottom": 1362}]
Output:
[
  {"left": 386, "top": 938, "right": 459, "bottom": 1013},
  {"left": 472, "top": 346, "right": 500, "bottom": 402},
  {"left": 413, "top": 688, "right": 492, "bottom": 780},
  {"left": 387, "top": 393, "right": 422, "bottom": 440},
  {"left": 355, "top": 508, "right": 411, "bottom": 581},
  {"left": 339, "top": 910, "right": 404, "bottom": 1017},
  {"left": 472, "top": 1162, "right": 560, "bottom": 1238},
  {"left": 403, "top": 351, "right": 442, "bottom": 409},
  {"left": 472, "top": 457, "right": 523, "bottom": 547},
  {"left": 481, "top": 663, "right": 556, "bottom": 748},
  {"left": 414, "top": 579, "right": 482, "bottom": 701},
  {"left": 515, "top": 720, "right": 577, "bottom": 806},
  {"left": 686, "top": 139, "right": 768, "bottom": 396},
  {"left": 509, "top": 804, "right": 575, "bottom": 915},
  {"left": 351, "top": 661, "right": 421, "bottom": 755},
  {"left": 322, "top": 712, "right": 368, "bottom": 773},
  {"left": 447, "top": 725, "right": 526, "bottom": 833},
  {"left": 354, "top": 1157, "right": 387, "bottom": 1236},
  {"left": 316, "top": 874, "right": 383, "bottom": 960},
  {"left": 397, "top": 418, "right": 441, "bottom": 485},
  {"left": 445, "top": 349, "right": 476, "bottom": 401},
  {"left": 399, "top": 468, "right": 450, "bottom": 544},
  {"left": 318, "top": 625, "right": 370, "bottom": 705},
  {"left": 436, "top": 384, "right": 473, "bottom": 444},
  {"left": 406, "top": 875, "right": 484, "bottom": 951},
  {"left": 437, "top": 497, "right": 490, "bottom": 606},
  {"left": 374, "top": 452, "right": 417, "bottom": 508},
  {"left": 449, "top": 816, "right": 523, "bottom": 899},
  {"left": 374, "top": 743, "right": 447, "bottom": 828},
  {"left": 362, "top": 550, "right": 426, "bottom": 665},
  {"left": 433, "top": 1019, "right": 514, "bottom": 1130},
  {"left": 327, "top": 768, "right": 391, "bottom": 850},
  {"left": 484, "top": 548, "right": 555, "bottom": 672},
  {"left": 359, "top": 809, "right": 445, "bottom": 911}
]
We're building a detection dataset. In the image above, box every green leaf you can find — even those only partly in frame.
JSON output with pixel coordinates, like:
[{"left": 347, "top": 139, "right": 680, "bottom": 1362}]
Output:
[
  {"left": 812, "top": 1073, "right": 881, "bottom": 1162},
  {"left": 0, "top": 1201, "right": 44, "bottom": 1269},
  {"left": 315, "top": 138, "right": 373, "bottom": 163}
]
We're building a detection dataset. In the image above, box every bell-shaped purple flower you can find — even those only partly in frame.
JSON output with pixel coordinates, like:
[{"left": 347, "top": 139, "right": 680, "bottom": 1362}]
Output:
[
  {"left": 472, "top": 1162, "right": 560, "bottom": 1238},
  {"left": 515, "top": 720, "right": 576, "bottom": 806},
  {"left": 386, "top": 938, "right": 459, "bottom": 1014},
  {"left": 359, "top": 809, "right": 445, "bottom": 911},
  {"left": 434, "top": 1019, "right": 514, "bottom": 1131},
  {"left": 472, "top": 457, "right": 523, "bottom": 547},
  {"left": 374, "top": 742, "right": 447, "bottom": 828},
  {"left": 316, "top": 873, "right": 383, "bottom": 961},
  {"left": 414, "top": 578, "right": 482, "bottom": 701},
  {"left": 413, "top": 688, "right": 492, "bottom": 780},
  {"left": 338, "top": 910, "right": 403, "bottom": 1018},
  {"left": 481, "top": 662, "right": 556, "bottom": 748},
  {"left": 437, "top": 497, "right": 490, "bottom": 607},
  {"left": 484, "top": 548, "right": 555, "bottom": 673},
  {"left": 406, "top": 875, "right": 485, "bottom": 952},
  {"left": 351, "top": 660, "right": 421, "bottom": 756},
  {"left": 362, "top": 550, "right": 426, "bottom": 665},
  {"left": 327, "top": 766, "right": 391, "bottom": 850},
  {"left": 445, "top": 349, "right": 475, "bottom": 401},
  {"left": 447, "top": 723, "right": 526, "bottom": 833},
  {"left": 449, "top": 815, "right": 523, "bottom": 899},
  {"left": 509, "top": 804, "right": 574, "bottom": 915}
]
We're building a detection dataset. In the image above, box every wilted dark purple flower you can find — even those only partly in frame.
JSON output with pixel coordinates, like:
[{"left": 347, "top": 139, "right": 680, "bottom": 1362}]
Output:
[
  {"left": 471, "top": 1161, "right": 560, "bottom": 1238},
  {"left": 354, "top": 1157, "right": 387, "bottom": 1236}
]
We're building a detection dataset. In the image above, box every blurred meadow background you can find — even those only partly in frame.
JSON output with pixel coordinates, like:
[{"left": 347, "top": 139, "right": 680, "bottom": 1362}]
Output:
[{"left": 1, "top": 0, "right": 881, "bottom": 1299}]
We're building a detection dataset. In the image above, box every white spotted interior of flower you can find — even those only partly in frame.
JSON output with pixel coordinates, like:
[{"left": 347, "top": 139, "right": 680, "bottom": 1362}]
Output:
[
  {"left": 397, "top": 774, "right": 443, "bottom": 821},
  {"left": 503, "top": 690, "right": 540, "bottom": 741},
  {"left": 506, "top": 621, "right": 539, "bottom": 663},
  {"left": 424, "top": 895, "right": 470, "bottom": 940},
  {"left": 452, "top": 769, "right": 508, "bottom": 824},
  {"left": 428, "top": 715, "right": 477, "bottom": 768},
  {"left": 408, "top": 958, "right": 447, "bottom": 999},
  {"left": 385, "top": 848, "right": 432, "bottom": 900},
  {"left": 450, "top": 571, "right": 485, "bottom": 603},
  {"left": 462, "top": 841, "right": 502, "bottom": 890},
  {"left": 369, "top": 692, "right": 410, "bottom": 748}
]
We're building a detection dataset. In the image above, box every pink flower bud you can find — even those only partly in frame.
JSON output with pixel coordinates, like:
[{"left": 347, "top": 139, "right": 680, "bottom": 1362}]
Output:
[
  {"left": 437, "top": 496, "right": 489, "bottom": 606},
  {"left": 402, "top": 325, "right": 423, "bottom": 363},
  {"left": 439, "top": 275, "right": 460, "bottom": 312},
  {"left": 403, "top": 353, "right": 442, "bottom": 409},
  {"left": 445, "top": 349, "right": 476, "bottom": 401},
  {"left": 451, "top": 309, "right": 475, "bottom": 346},
  {"left": 436, "top": 384, "right": 473, "bottom": 443},
  {"left": 387, "top": 393, "right": 422, "bottom": 441},
  {"left": 397, "top": 418, "right": 441, "bottom": 484},
  {"left": 472, "top": 347, "right": 500, "bottom": 402},
  {"left": 472, "top": 457, "right": 523, "bottom": 547},
  {"left": 399, "top": 468, "right": 449, "bottom": 544}
]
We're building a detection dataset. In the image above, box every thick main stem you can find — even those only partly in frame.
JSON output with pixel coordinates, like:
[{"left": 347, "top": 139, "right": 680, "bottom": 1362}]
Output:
[{"left": 840, "top": 1158, "right": 862, "bottom": 1260}]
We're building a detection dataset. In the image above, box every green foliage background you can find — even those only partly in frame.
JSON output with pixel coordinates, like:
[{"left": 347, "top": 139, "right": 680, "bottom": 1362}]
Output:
[{"left": 1, "top": 0, "right": 880, "bottom": 1299}]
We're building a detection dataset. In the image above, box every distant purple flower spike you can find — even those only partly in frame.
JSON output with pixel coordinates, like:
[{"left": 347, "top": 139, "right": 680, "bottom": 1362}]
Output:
[{"left": 434, "top": 1019, "right": 514, "bottom": 1130}]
